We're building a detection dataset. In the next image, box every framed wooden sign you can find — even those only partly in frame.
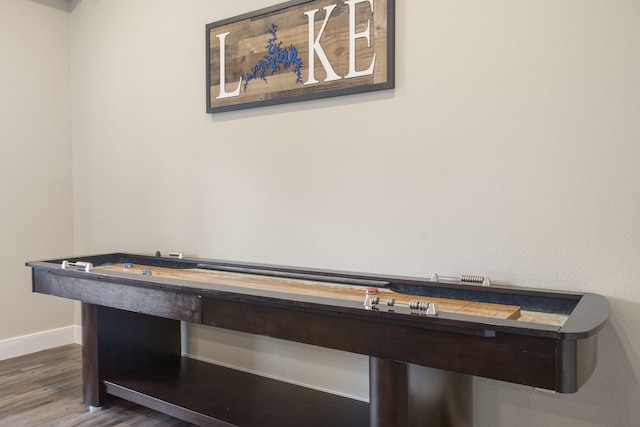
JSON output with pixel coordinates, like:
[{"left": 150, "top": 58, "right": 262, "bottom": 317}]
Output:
[{"left": 206, "top": 0, "right": 395, "bottom": 113}]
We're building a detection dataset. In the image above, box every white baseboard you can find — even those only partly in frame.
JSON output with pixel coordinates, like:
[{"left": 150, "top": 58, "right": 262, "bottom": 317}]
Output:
[{"left": 0, "top": 325, "right": 81, "bottom": 361}]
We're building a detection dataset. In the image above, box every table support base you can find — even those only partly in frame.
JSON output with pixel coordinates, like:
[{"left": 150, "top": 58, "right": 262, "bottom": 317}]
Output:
[{"left": 370, "top": 357, "right": 472, "bottom": 427}]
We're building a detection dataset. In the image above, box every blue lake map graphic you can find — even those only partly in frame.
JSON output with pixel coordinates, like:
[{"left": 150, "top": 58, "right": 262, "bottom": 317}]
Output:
[{"left": 244, "top": 24, "right": 304, "bottom": 91}]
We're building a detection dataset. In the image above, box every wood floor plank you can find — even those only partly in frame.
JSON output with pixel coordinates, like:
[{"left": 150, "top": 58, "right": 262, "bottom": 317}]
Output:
[{"left": 0, "top": 344, "right": 194, "bottom": 426}]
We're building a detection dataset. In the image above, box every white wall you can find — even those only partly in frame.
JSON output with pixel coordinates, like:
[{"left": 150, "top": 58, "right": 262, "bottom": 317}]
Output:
[
  {"left": 0, "top": 0, "right": 74, "bottom": 346},
  {"left": 67, "top": 1, "right": 640, "bottom": 426}
]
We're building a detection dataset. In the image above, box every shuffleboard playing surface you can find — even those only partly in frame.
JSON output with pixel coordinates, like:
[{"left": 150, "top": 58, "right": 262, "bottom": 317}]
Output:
[{"left": 95, "top": 263, "right": 524, "bottom": 321}]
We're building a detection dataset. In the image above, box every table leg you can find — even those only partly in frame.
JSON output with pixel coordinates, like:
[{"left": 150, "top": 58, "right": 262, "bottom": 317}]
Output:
[
  {"left": 81, "top": 303, "right": 102, "bottom": 407},
  {"left": 369, "top": 357, "right": 408, "bottom": 426},
  {"left": 369, "top": 357, "right": 473, "bottom": 427},
  {"left": 81, "top": 303, "right": 181, "bottom": 408}
]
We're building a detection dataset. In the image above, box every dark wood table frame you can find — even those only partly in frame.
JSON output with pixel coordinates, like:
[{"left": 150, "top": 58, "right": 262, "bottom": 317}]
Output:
[{"left": 28, "top": 253, "right": 610, "bottom": 427}]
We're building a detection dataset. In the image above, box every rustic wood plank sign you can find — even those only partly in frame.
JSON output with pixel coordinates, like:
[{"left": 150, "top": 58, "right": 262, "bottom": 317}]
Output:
[{"left": 206, "top": 0, "right": 395, "bottom": 113}]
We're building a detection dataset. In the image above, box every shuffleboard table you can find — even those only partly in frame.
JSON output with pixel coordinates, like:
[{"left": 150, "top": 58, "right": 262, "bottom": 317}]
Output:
[{"left": 27, "top": 252, "right": 610, "bottom": 426}]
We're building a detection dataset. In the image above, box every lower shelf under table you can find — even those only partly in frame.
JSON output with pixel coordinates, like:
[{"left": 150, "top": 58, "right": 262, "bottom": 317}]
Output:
[{"left": 104, "top": 356, "right": 370, "bottom": 427}]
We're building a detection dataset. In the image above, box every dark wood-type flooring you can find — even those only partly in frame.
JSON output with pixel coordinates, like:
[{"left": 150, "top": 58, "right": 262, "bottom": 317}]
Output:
[{"left": 0, "top": 344, "right": 194, "bottom": 426}]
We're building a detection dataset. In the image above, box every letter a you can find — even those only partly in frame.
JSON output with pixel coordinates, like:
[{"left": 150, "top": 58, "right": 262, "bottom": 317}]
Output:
[{"left": 216, "top": 32, "right": 242, "bottom": 99}]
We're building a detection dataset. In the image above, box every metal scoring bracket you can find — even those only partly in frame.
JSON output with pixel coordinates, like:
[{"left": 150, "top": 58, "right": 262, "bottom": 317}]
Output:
[
  {"left": 431, "top": 273, "right": 491, "bottom": 287},
  {"left": 61, "top": 260, "right": 94, "bottom": 272},
  {"left": 363, "top": 287, "right": 439, "bottom": 315},
  {"left": 155, "top": 251, "right": 184, "bottom": 259}
]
